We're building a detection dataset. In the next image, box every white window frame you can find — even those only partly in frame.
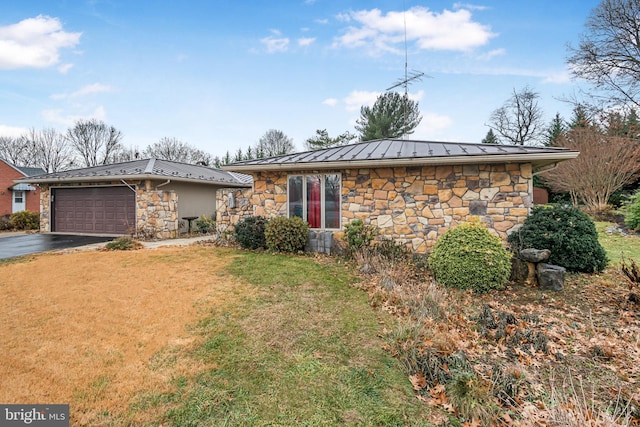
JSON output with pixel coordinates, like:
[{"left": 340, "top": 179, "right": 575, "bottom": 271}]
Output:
[{"left": 287, "top": 174, "right": 341, "bottom": 230}]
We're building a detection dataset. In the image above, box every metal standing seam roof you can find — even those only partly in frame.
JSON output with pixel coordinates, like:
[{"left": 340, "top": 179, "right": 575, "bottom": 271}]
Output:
[
  {"left": 15, "top": 158, "right": 253, "bottom": 186},
  {"left": 222, "top": 139, "right": 579, "bottom": 172}
]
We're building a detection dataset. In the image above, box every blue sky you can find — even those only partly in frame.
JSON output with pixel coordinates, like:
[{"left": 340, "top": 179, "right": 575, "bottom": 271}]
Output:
[{"left": 0, "top": 1, "right": 601, "bottom": 158}]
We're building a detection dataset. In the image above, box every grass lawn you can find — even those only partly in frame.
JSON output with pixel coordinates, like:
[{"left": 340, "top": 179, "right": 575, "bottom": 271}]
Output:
[
  {"left": 596, "top": 221, "right": 640, "bottom": 263},
  {"left": 138, "top": 251, "right": 430, "bottom": 426},
  {"left": 0, "top": 246, "right": 430, "bottom": 426}
]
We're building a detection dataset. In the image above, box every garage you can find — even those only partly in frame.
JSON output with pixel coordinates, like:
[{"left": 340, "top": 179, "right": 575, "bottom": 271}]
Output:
[{"left": 52, "top": 187, "right": 135, "bottom": 234}]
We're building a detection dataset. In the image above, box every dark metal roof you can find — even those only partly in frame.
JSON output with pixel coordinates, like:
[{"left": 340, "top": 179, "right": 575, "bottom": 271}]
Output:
[
  {"left": 16, "top": 158, "right": 253, "bottom": 187},
  {"left": 15, "top": 166, "right": 46, "bottom": 176},
  {"left": 223, "top": 139, "right": 579, "bottom": 172}
]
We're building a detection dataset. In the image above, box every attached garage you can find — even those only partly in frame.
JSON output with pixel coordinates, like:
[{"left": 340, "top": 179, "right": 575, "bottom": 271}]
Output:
[
  {"left": 15, "top": 158, "right": 252, "bottom": 238},
  {"left": 52, "top": 187, "right": 135, "bottom": 234}
]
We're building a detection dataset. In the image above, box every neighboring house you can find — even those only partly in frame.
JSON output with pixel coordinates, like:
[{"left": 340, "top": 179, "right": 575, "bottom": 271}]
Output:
[
  {"left": 220, "top": 139, "right": 579, "bottom": 253},
  {"left": 15, "top": 159, "right": 251, "bottom": 237},
  {"left": 0, "top": 158, "right": 45, "bottom": 216}
]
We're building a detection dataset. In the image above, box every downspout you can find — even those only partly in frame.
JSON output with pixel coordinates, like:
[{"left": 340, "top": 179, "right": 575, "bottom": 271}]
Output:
[
  {"left": 156, "top": 179, "right": 171, "bottom": 189},
  {"left": 121, "top": 179, "right": 138, "bottom": 236},
  {"left": 532, "top": 162, "right": 559, "bottom": 176}
]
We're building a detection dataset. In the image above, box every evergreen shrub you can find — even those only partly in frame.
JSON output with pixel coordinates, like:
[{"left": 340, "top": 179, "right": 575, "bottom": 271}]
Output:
[
  {"left": 234, "top": 216, "right": 267, "bottom": 250},
  {"left": 428, "top": 221, "right": 512, "bottom": 293},
  {"left": 265, "top": 216, "right": 309, "bottom": 253},
  {"left": 507, "top": 204, "right": 608, "bottom": 273}
]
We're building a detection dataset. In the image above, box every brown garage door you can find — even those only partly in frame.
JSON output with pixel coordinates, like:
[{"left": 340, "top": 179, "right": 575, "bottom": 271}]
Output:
[{"left": 53, "top": 187, "right": 135, "bottom": 234}]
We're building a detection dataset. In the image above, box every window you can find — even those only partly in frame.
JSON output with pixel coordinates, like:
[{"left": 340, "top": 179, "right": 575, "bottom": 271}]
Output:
[
  {"left": 288, "top": 174, "right": 341, "bottom": 229},
  {"left": 13, "top": 191, "right": 24, "bottom": 203}
]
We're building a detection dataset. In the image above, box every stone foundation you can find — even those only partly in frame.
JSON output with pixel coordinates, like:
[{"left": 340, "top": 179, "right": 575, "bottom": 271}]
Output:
[{"left": 216, "top": 187, "right": 254, "bottom": 234}]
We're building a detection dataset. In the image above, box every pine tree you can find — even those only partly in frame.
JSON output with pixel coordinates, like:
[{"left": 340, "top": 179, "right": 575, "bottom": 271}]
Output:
[{"left": 481, "top": 129, "right": 499, "bottom": 144}]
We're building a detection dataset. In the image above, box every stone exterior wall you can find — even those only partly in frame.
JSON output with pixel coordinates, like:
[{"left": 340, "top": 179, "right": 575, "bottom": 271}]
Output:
[
  {"left": 136, "top": 185, "right": 179, "bottom": 239},
  {"left": 216, "top": 187, "right": 254, "bottom": 234},
  {"left": 218, "top": 163, "right": 533, "bottom": 253}
]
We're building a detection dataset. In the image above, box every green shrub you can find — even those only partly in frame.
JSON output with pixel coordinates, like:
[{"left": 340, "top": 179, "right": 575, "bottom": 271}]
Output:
[
  {"left": 624, "top": 191, "right": 640, "bottom": 230},
  {"left": 428, "top": 221, "right": 512, "bottom": 293},
  {"left": 265, "top": 216, "right": 309, "bottom": 253},
  {"left": 195, "top": 214, "right": 216, "bottom": 234},
  {"left": 105, "top": 237, "right": 141, "bottom": 251},
  {"left": 9, "top": 210, "right": 39, "bottom": 230},
  {"left": 234, "top": 216, "right": 267, "bottom": 250},
  {"left": 508, "top": 204, "right": 608, "bottom": 273},
  {"left": 343, "top": 219, "right": 377, "bottom": 256}
]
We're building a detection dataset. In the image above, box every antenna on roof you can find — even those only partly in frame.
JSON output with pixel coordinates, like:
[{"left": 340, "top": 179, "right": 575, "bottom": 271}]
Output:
[{"left": 386, "top": 0, "right": 430, "bottom": 140}]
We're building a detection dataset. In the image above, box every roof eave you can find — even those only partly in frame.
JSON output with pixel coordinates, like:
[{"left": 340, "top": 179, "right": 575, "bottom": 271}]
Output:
[
  {"left": 223, "top": 152, "right": 580, "bottom": 172},
  {"left": 14, "top": 174, "right": 252, "bottom": 187}
]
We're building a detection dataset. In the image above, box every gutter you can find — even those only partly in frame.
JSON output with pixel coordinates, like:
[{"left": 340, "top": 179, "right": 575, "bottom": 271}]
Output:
[
  {"left": 222, "top": 151, "right": 580, "bottom": 172},
  {"left": 155, "top": 179, "right": 171, "bottom": 189},
  {"left": 15, "top": 174, "right": 252, "bottom": 187}
]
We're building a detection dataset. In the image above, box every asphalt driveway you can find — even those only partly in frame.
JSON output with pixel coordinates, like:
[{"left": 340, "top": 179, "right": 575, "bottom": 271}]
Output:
[{"left": 0, "top": 234, "right": 115, "bottom": 260}]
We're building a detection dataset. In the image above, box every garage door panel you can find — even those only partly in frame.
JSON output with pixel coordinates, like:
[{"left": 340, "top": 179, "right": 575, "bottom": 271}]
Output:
[{"left": 53, "top": 187, "right": 135, "bottom": 234}]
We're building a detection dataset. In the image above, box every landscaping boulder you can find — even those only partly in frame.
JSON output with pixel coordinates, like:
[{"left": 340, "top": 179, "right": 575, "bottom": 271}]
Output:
[
  {"left": 536, "top": 263, "right": 566, "bottom": 291},
  {"left": 519, "top": 248, "right": 551, "bottom": 263}
]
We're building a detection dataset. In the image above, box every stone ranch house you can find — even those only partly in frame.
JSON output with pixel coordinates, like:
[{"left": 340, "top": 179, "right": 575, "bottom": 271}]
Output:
[
  {"left": 17, "top": 158, "right": 251, "bottom": 238},
  {"left": 220, "top": 139, "right": 578, "bottom": 253}
]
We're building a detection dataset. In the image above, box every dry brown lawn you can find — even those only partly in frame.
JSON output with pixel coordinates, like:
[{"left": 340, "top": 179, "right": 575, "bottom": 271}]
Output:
[{"left": 0, "top": 245, "right": 251, "bottom": 425}]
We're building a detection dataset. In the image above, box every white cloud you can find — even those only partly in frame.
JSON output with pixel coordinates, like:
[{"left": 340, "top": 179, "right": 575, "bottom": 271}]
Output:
[
  {"left": 260, "top": 30, "right": 290, "bottom": 53},
  {"left": 322, "top": 98, "right": 338, "bottom": 106},
  {"left": 543, "top": 70, "right": 571, "bottom": 84},
  {"left": 412, "top": 112, "right": 453, "bottom": 139},
  {"left": 0, "top": 15, "right": 81, "bottom": 70},
  {"left": 333, "top": 6, "right": 495, "bottom": 55},
  {"left": 453, "top": 3, "right": 489, "bottom": 11},
  {"left": 42, "top": 106, "right": 106, "bottom": 127},
  {"left": 343, "top": 89, "right": 424, "bottom": 111},
  {"left": 0, "top": 124, "right": 29, "bottom": 138},
  {"left": 315, "top": 18, "right": 329, "bottom": 25},
  {"left": 51, "top": 83, "right": 113, "bottom": 100},
  {"left": 58, "top": 63, "right": 73, "bottom": 74},
  {"left": 297, "top": 37, "right": 316, "bottom": 47},
  {"left": 476, "top": 48, "right": 506, "bottom": 61},
  {"left": 344, "top": 90, "right": 380, "bottom": 111}
]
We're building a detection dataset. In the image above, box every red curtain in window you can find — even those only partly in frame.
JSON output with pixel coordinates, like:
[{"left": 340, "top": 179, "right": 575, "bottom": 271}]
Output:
[{"left": 307, "top": 176, "right": 321, "bottom": 228}]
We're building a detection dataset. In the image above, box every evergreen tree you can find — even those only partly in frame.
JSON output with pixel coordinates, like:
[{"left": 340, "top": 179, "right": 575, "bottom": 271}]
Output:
[
  {"left": 304, "top": 129, "right": 357, "bottom": 150},
  {"left": 481, "top": 129, "right": 499, "bottom": 144},
  {"left": 355, "top": 92, "right": 422, "bottom": 141},
  {"left": 545, "top": 113, "right": 566, "bottom": 146}
]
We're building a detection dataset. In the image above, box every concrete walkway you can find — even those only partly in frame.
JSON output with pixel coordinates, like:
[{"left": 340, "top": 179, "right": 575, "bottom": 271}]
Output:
[{"left": 69, "top": 234, "right": 217, "bottom": 253}]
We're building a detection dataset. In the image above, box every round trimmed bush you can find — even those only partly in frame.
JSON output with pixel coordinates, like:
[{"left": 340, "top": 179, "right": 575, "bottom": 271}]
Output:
[
  {"left": 428, "top": 221, "right": 512, "bottom": 293},
  {"left": 507, "top": 204, "right": 608, "bottom": 273},
  {"left": 625, "top": 191, "right": 640, "bottom": 231},
  {"left": 234, "top": 216, "right": 267, "bottom": 250},
  {"left": 9, "top": 210, "right": 39, "bottom": 230},
  {"left": 265, "top": 216, "right": 309, "bottom": 253}
]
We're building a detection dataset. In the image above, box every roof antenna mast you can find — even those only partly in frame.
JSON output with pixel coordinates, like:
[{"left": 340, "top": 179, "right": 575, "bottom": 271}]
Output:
[{"left": 386, "top": 0, "right": 428, "bottom": 139}]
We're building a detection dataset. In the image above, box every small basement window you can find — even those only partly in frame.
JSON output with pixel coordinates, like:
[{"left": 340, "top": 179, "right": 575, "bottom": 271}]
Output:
[{"left": 288, "top": 174, "right": 341, "bottom": 229}]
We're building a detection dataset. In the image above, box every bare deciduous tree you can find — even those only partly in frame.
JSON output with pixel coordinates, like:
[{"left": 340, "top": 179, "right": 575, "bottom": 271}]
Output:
[
  {"left": 0, "top": 136, "right": 30, "bottom": 165},
  {"left": 256, "top": 129, "right": 295, "bottom": 158},
  {"left": 488, "top": 86, "right": 544, "bottom": 145},
  {"left": 568, "top": 0, "right": 640, "bottom": 109},
  {"left": 541, "top": 125, "right": 640, "bottom": 213},
  {"left": 21, "top": 128, "right": 73, "bottom": 173},
  {"left": 65, "top": 119, "right": 123, "bottom": 167},
  {"left": 143, "top": 137, "right": 212, "bottom": 165}
]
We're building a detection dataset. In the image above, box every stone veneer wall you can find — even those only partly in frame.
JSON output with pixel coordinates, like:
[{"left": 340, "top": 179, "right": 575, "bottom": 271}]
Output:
[
  {"left": 39, "top": 181, "right": 179, "bottom": 239},
  {"left": 216, "top": 163, "right": 533, "bottom": 253},
  {"left": 136, "top": 186, "right": 178, "bottom": 239},
  {"left": 216, "top": 187, "right": 254, "bottom": 234}
]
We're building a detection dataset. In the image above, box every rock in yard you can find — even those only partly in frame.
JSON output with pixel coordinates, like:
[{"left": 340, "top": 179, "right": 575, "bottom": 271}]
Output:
[
  {"left": 536, "top": 263, "right": 565, "bottom": 291},
  {"left": 520, "top": 248, "right": 551, "bottom": 263}
]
